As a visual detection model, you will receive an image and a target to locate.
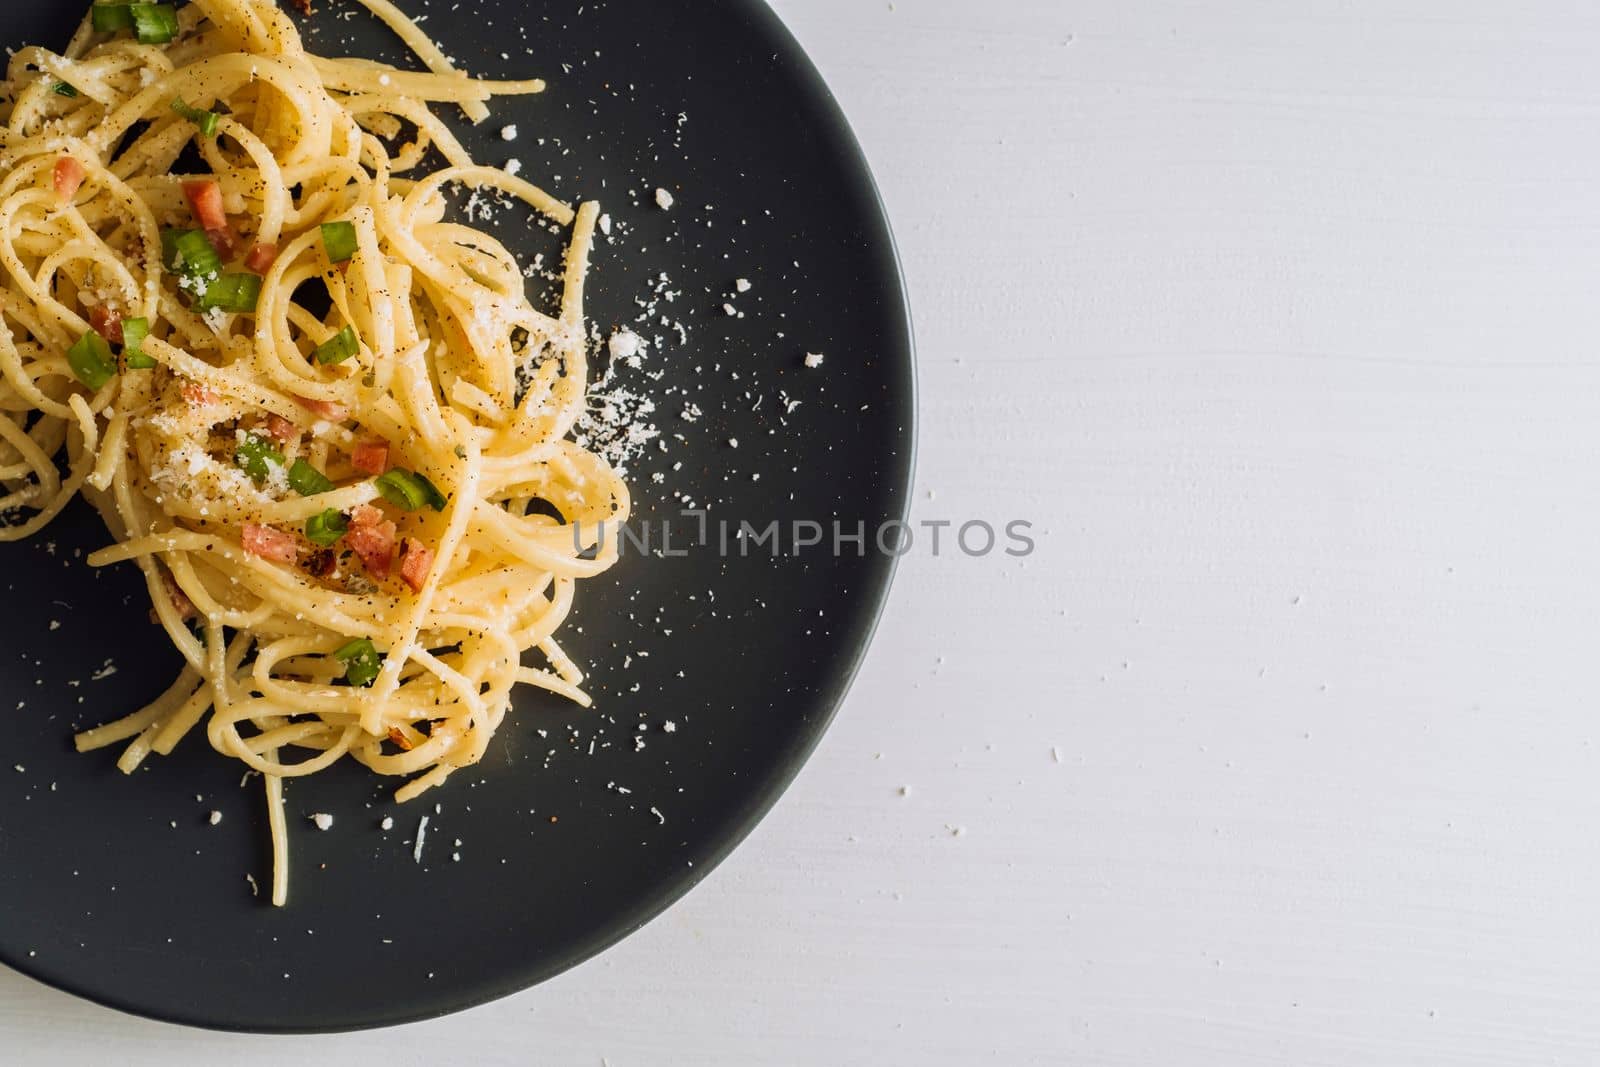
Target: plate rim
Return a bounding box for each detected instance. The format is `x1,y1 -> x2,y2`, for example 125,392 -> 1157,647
0,0 -> 919,1033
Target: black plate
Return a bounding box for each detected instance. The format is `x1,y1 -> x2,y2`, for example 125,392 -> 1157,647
0,0 -> 913,1033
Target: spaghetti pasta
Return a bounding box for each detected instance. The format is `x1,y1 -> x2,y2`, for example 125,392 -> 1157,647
0,0 -> 629,905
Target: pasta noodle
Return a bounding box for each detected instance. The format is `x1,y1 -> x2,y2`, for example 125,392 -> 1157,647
0,0 -> 629,905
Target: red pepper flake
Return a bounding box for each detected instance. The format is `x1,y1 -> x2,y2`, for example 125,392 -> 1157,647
302,548 -> 337,578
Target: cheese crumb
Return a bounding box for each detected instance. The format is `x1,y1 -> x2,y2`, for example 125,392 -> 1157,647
209,810 -> 223,826
381,815 -> 394,830
310,812 -> 334,831
414,815 -> 430,862
598,213 -> 612,235
722,303 -> 737,317
735,278 -> 751,293
654,187 -> 674,210
608,328 -> 643,360
662,720 -> 677,733
804,352 -> 825,368
500,124 -> 518,141
504,158 -> 522,177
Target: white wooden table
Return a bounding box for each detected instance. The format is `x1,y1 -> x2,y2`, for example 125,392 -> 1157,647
10,0 -> 1600,1062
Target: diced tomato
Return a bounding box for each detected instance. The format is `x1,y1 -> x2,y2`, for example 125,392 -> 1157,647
351,440 -> 389,476
264,414 -> 297,443
89,304 -> 123,344
399,538 -> 434,593
242,523 -> 298,564
182,180 -> 228,232
245,242 -> 279,274
53,157 -> 85,202
181,381 -> 221,406
294,395 -> 348,423
347,513 -> 397,577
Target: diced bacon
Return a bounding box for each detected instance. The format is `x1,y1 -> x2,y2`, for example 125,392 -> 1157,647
89,304 -> 123,344
182,180 -> 228,232
180,181 -> 237,260
161,571 -> 196,619
53,157 -> 85,202
351,439 -> 389,476
350,503 -> 384,529
242,523 -> 298,564
346,514 -> 397,577
294,395 -> 348,422
387,727 -> 414,751
181,381 -> 221,406
205,225 -> 238,263
263,413 -> 297,443
399,538 -> 434,594
245,242 -> 279,274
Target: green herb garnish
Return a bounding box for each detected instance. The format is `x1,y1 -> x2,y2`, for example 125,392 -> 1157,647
320,221 -> 357,263
333,638 -> 381,688
305,508 -> 348,547
287,459 -> 334,496
313,325 -> 359,365
234,432 -> 283,485
374,468 -> 446,512
121,317 -> 154,368
68,330 -> 117,389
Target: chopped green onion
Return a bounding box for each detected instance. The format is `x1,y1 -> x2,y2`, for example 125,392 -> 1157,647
305,508 -> 349,548
313,325 -> 359,365
234,432 -> 283,485
121,317 -> 154,368
67,330 -> 117,390
161,228 -> 221,279
374,468 -> 447,512
129,4 -> 179,45
170,97 -> 219,137
288,459 -> 334,497
91,4 -> 135,32
198,272 -> 262,313
333,638 -> 382,688
319,221 -> 358,263
53,82 -> 78,98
